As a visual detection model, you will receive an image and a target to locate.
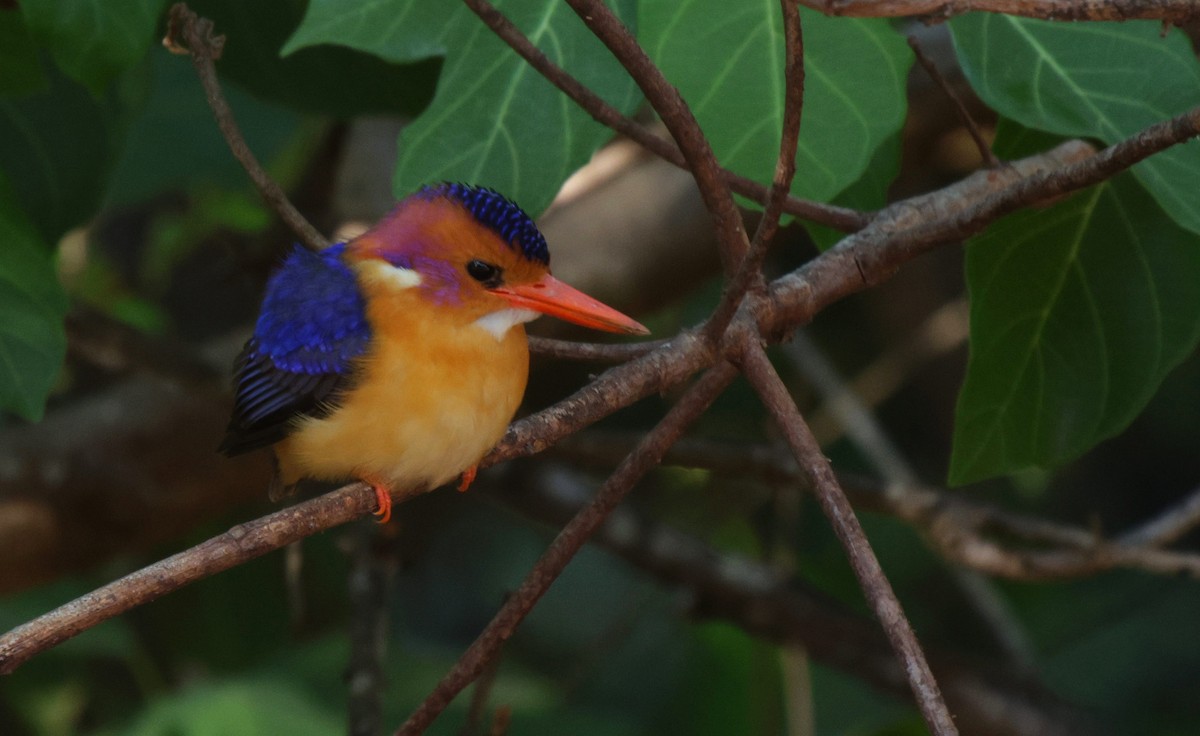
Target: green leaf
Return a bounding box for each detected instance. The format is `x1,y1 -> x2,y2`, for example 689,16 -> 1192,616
399,0 -> 640,214
810,663 -> 913,735
106,50 -> 301,206
20,0 -> 168,96
188,0 -> 439,118
641,4 -> 910,203
660,623 -> 782,736
950,168 -> 1200,484
949,15 -> 1200,235
0,8 -> 47,95
282,0 -> 447,63
806,131 -> 901,250
123,679 -> 342,736
0,68 -> 119,241
287,0 -> 641,215
0,175 -> 68,422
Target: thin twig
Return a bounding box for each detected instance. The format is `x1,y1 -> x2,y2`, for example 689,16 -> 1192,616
906,35 -> 998,168
484,331 -> 714,466
565,0 -> 751,274
526,335 -> 668,362
1120,484 -> 1200,547
461,0 -> 867,231
704,0 -> 806,339
805,298 -> 968,446
784,331 -> 920,485
501,464 -> 1096,736
750,0 -> 807,257
803,0 -> 1200,23
781,331 -> 1036,669
459,636 -> 505,736
347,522 -> 396,736
9,99 -> 1200,678
737,340 -> 958,736
164,3 -> 330,252
395,363 -> 739,735
489,707 -> 512,736
557,434 -> 1200,581
66,306 -> 223,390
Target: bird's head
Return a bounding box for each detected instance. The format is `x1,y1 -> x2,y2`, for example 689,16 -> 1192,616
345,183 -> 648,338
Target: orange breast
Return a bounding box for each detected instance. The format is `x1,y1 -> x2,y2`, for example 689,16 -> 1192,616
274,286 -> 530,492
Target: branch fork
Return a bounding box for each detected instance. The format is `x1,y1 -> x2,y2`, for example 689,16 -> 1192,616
8,4 -> 1200,736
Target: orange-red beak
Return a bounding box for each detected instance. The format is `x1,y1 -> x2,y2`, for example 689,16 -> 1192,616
491,274 -> 649,335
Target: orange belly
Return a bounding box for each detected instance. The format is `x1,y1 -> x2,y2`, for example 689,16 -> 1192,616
274,296 -> 530,492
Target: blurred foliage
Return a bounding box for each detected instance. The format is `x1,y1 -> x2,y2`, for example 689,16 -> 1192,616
0,173 -> 67,421
2,1 -> 1200,735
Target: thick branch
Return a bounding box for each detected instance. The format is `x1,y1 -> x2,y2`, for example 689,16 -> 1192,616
765,101 -> 1200,329
803,0 -> 1200,22
0,484 -> 379,674
8,101 -> 1200,678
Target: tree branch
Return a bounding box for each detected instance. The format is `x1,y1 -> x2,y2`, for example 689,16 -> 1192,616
164,3 -> 330,252
8,104 -> 1200,675
526,335 -> 668,362
556,435 -> 1200,581
766,100 -> 1200,329
906,34 -> 998,168
395,362 -> 739,735
802,0 -> 1200,22
737,339 -> 958,735
8,8 -> 1195,735
0,483 -> 380,674
780,328 -> 1037,668
1119,484 -> 1200,548
565,0 -> 751,273
460,0 -> 867,231
347,522 -> 397,736
500,464 -> 1099,736
704,0 -> 806,339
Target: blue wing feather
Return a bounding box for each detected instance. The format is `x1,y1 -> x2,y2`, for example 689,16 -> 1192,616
219,243 -> 371,455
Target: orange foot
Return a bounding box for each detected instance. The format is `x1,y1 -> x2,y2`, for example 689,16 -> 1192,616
369,480 -> 393,524
457,465 -> 478,493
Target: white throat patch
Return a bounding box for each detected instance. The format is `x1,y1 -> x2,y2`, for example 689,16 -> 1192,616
474,308 -> 540,340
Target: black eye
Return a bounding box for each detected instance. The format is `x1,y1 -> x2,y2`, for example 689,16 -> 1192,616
466,259 -> 502,286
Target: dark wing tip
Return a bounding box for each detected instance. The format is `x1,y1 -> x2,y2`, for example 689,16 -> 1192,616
220,340 -> 350,456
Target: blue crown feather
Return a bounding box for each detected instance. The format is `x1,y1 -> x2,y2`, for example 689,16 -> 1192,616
421,183 -> 550,266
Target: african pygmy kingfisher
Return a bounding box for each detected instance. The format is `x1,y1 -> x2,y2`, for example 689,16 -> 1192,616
219,183 -> 648,522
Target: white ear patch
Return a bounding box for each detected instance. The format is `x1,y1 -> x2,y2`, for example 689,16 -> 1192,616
474,308 -> 540,340
360,260 -> 422,290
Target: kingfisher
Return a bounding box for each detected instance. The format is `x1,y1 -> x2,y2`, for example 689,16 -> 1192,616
219,183 -> 648,522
